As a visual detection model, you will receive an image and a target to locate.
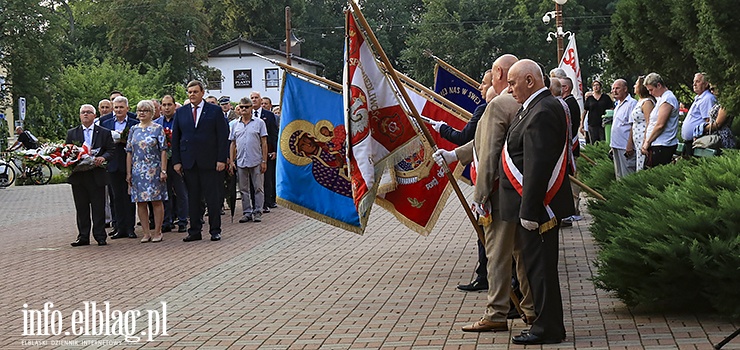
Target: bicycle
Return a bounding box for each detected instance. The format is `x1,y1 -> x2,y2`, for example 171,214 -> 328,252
0,152 -> 53,187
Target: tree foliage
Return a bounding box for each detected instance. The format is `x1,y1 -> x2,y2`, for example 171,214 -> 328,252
401,0 -> 616,86
607,0 -> 740,113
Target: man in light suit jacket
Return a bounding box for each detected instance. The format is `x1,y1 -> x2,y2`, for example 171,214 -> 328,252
172,80 -> 230,242
433,55 -> 535,333
500,60 -> 575,345
66,104 -> 115,246
101,96 -> 139,239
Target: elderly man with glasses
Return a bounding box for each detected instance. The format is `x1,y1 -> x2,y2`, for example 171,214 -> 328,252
228,97 -> 268,223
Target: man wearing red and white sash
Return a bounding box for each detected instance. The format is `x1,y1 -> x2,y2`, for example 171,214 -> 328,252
433,54 -> 536,333
500,60 -> 575,345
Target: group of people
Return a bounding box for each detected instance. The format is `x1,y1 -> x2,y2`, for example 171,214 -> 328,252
595,72 -> 735,179
66,81 -> 279,247
433,57 -> 575,345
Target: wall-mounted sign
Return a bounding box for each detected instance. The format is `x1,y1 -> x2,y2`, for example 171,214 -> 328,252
265,68 -> 279,88
234,69 -> 252,89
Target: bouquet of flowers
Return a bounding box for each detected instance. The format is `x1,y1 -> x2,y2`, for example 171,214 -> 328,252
163,127 -> 173,158
111,127 -> 130,144
32,143 -> 103,172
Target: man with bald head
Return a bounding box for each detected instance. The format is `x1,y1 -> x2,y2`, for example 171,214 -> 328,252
434,54 -> 536,332
610,79 -> 637,178
500,59 -> 575,345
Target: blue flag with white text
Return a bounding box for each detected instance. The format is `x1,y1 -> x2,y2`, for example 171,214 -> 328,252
434,64 -> 484,114
433,64 -> 483,183
277,73 -> 362,233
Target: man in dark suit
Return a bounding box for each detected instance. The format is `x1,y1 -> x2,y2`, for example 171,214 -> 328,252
98,91 -> 138,123
428,69 -> 492,292
66,104 -> 115,246
500,60 -> 575,345
250,92 -> 278,211
172,80 -> 230,242
101,96 -> 139,239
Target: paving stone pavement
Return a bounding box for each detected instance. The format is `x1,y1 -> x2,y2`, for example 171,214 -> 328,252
0,183 -> 737,349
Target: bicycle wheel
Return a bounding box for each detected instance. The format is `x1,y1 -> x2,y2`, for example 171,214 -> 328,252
0,162 -> 16,187
29,163 -> 53,185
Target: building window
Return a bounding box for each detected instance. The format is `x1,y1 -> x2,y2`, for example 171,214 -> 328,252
234,69 -> 252,89
265,68 -> 279,88
206,69 -> 223,90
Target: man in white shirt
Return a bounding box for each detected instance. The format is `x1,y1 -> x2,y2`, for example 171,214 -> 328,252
681,73 -> 716,145
229,97 -> 268,223
610,79 -> 637,178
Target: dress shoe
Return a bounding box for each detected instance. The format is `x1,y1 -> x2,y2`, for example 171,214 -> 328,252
512,333 -> 562,345
268,203 -> 278,208
262,207 -> 271,213
104,222 -> 112,228
183,234 -> 202,242
177,224 -> 187,233
457,279 -> 488,292
210,233 -> 221,241
110,232 -> 128,239
97,241 -> 107,246
70,239 -> 90,247
161,224 -> 172,233
461,319 -> 508,332
108,228 -> 118,237
141,236 -> 152,243
151,235 -> 163,243
127,232 -> 137,238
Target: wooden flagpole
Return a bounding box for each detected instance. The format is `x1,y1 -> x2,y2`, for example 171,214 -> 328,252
253,53 -> 342,92
423,49 -> 481,88
349,1 -> 486,244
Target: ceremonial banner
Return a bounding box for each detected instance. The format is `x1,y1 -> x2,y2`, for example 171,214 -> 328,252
433,63 -> 480,183
344,11 -> 419,231
277,73 -> 362,233
375,85 -> 466,235
558,34 -> 584,113
433,64 -> 484,114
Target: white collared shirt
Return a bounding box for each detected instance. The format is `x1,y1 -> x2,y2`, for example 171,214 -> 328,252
82,124 -> 95,146
610,95 -> 637,149
522,87 -> 548,111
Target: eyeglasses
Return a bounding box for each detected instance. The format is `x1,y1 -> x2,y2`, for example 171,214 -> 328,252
81,111 -> 95,115
137,109 -> 152,113
238,105 -> 252,109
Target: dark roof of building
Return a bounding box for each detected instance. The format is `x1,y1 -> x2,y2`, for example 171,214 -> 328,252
208,37 -> 324,69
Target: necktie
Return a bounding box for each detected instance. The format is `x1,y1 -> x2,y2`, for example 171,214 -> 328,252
84,128 -> 91,146
253,110 -> 258,119
192,105 -> 198,124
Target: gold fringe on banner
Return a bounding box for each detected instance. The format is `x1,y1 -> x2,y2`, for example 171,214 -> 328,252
277,197 -> 363,235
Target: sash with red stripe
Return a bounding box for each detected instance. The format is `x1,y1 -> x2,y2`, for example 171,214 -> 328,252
501,138 -> 568,233
470,147 -> 478,185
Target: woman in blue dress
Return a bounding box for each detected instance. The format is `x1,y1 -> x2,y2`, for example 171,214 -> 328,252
126,100 -> 168,243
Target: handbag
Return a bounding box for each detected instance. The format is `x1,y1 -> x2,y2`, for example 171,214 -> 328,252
693,134 -> 722,150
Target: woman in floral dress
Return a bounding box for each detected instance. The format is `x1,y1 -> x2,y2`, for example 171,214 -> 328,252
126,100 -> 168,243
629,76 -> 655,171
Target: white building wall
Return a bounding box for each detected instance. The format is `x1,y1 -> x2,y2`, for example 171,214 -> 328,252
204,44 -> 320,106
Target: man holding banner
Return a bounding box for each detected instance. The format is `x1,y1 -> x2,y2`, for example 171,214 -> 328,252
433,54 -> 535,332
428,69 -> 492,292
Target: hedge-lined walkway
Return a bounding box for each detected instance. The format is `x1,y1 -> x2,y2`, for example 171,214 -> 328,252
0,184 -> 737,349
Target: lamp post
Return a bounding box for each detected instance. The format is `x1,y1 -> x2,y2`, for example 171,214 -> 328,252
185,30 -> 196,81
542,0 -> 570,63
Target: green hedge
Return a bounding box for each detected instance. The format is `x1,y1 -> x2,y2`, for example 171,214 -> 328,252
579,144 -> 740,319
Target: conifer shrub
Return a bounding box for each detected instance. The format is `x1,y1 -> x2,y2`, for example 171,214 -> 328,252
588,150 -> 740,318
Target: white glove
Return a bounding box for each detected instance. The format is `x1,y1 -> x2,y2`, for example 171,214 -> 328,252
432,149 -> 457,167
429,120 -> 447,132
471,201 -> 491,217
521,218 -> 539,231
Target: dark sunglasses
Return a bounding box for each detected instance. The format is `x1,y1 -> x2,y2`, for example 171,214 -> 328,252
238,105 -> 252,109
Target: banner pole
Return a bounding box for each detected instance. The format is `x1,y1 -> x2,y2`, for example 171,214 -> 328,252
423,49 -> 480,88
349,1 -> 486,245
